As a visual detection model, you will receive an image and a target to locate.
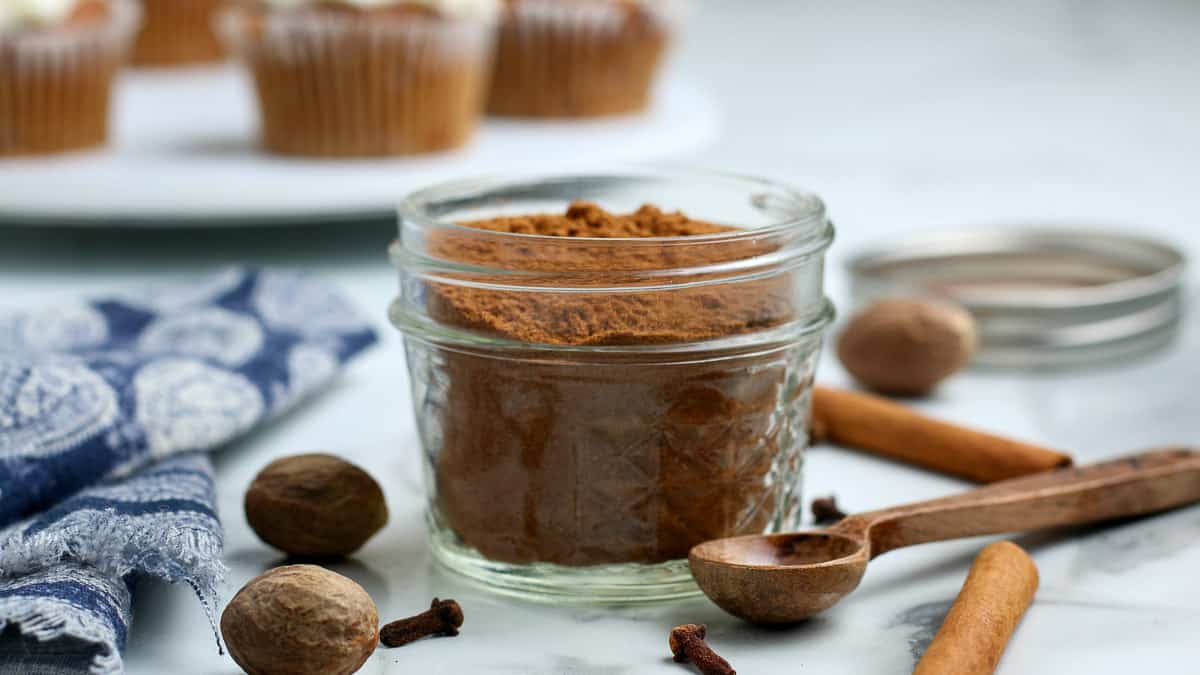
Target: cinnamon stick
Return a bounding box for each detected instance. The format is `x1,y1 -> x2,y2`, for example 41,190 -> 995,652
812,386 -> 1072,483
914,541 -> 1039,675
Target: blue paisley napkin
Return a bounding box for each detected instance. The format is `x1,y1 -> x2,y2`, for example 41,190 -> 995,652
0,269 -> 376,674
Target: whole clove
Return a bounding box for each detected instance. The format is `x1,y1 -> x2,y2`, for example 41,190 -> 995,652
669,624 -> 735,675
380,598 -> 464,648
811,495 -> 848,525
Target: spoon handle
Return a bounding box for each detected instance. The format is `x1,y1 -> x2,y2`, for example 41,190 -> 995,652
840,448 -> 1200,558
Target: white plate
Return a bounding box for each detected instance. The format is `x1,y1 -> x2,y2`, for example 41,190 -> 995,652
0,67 -> 717,226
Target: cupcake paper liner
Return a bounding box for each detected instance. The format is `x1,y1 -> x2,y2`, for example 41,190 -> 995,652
0,0 -> 139,156
220,7 -> 495,158
132,0 -> 226,66
487,0 -> 685,118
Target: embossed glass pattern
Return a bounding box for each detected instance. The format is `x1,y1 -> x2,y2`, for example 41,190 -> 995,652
391,169 -> 834,602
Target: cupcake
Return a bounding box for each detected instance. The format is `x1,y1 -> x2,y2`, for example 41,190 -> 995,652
0,0 -> 139,156
487,0 -> 682,118
220,0 -> 499,157
132,0 -> 226,66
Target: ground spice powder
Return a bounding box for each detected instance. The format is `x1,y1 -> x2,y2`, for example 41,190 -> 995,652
421,202 -> 811,565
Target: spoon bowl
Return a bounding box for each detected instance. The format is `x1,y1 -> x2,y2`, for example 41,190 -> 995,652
689,449 -> 1200,624
689,531 -> 869,624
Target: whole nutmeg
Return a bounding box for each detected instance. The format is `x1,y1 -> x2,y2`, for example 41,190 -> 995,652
836,298 -> 977,396
245,453 -> 388,558
221,565 -> 378,675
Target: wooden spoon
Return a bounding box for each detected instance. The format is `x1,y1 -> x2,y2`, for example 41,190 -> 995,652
690,448 -> 1200,624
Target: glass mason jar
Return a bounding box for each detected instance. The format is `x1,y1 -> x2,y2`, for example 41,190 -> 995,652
390,168 -> 834,603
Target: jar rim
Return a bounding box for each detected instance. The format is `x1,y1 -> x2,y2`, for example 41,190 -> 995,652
390,167 -> 836,353
390,295 -> 836,356
847,225 -> 1187,367
398,165 -> 832,247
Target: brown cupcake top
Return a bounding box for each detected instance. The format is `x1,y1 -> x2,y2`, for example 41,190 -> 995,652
67,0 -> 111,25
0,0 -> 111,30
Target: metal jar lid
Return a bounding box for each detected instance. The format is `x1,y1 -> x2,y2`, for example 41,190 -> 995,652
847,227 -> 1187,368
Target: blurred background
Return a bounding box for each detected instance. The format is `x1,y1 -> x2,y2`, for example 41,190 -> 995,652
3,0 -> 1197,291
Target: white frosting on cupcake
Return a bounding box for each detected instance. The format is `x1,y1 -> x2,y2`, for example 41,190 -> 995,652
260,0 -> 501,20
0,0 -> 85,29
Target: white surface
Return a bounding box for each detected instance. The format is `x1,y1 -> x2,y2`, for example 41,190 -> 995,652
0,67 -> 717,223
2,0 -> 1200,673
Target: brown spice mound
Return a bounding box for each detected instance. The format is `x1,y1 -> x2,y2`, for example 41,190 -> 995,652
423,203 -> 810,565
427,202 -> 792,346
464,202 -> 733,238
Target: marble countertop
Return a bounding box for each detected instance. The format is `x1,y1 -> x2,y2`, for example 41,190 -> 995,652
2,0 -> 1199,672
